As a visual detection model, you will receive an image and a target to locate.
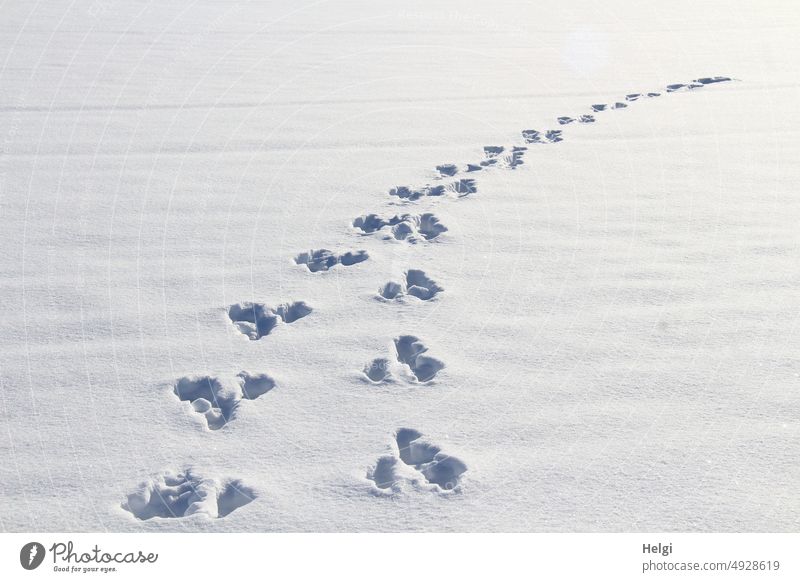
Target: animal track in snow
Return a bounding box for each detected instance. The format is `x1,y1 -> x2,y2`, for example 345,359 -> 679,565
122,469 -> 255,520
556,114 -> 595,125
389,184 -> 443,201
362,335 -> 445,384
366,455 -> 404,490
435,163 -> 459,177
228,301 -> 312,340
449,178 -> 477,195
666,83 -> 690,92
591,102 -> 627,112
389,178 -> 477,201
555,77 -> 729,127
435,162 -> 486,176
522,129 -> 563,144
294,249 -> 368,273
479,145 -> 526,169
394,335 -> 445,382
366,428 -> 467,493
396,429 -> 467,490
410,77 -> 735,186
694,76 -> 732,85
352,212 -> 447,243
378,269 -> 443,301
173,372 -> 275,430
363,357 -> 392,383
662,77 -> 731,93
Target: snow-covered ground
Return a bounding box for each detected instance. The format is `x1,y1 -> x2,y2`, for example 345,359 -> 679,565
1,0 -> 799,532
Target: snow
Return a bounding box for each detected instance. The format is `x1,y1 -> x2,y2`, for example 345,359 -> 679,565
1,0 -> 799,531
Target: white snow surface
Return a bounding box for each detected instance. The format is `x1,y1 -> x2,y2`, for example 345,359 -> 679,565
1,0 -> 799,531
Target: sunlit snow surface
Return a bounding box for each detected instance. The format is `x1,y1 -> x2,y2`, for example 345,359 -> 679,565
1,0 -> 799,531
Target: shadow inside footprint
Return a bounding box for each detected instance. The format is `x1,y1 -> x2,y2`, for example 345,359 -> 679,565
379,269 -> 443,301
175,371 -> 276,430
228,301 -> 311,339
395,428 -> 467,491
238,371 -> 276,400
368,456 -> 401,490
122,470 -> 255,520
216,479 -> 257,517
294,249 -> 368,272
363,358 -> 392,383
419,455 -> 468,490
394,335 -> 445,382
340,250 -> 369,266
174,376 -> 236,430
396,428 -> 429,464
352,213 -> 447,243
294,249 -> 338,273
228,303 -> 280,339
695,76 -> 731,84
388,186 -> 414,200
123,472 -> 201,520
390,178 -> 472,200
352,213 -> 395,234
448,178 -> 477,196
480,145 -> 525,169
436,164 -> 458,177
416,213 -> 447,240
274,301 -> 312,323
522,129 -> 562,144
378,282 -> 403,300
